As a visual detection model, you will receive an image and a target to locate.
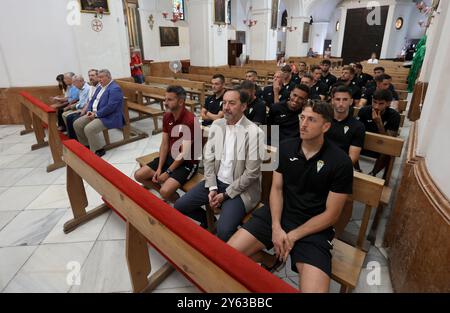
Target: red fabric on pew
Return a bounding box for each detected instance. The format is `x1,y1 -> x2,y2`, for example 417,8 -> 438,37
64,140 -> 297,293
20,91 -> 56,113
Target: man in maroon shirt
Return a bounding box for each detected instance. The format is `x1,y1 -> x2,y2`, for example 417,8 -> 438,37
130,48 -> 144,84
134,86 -> 201,202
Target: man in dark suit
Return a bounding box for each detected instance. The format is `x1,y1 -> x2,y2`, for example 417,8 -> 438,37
73,69 -> 124,157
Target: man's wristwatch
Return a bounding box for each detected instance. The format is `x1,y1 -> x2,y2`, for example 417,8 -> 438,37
165,169 -> 173,175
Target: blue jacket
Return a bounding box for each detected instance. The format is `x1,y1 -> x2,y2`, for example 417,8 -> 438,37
88,81 -> 125,129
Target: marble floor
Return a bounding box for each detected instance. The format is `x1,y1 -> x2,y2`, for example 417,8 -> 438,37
0,114 -> 410,293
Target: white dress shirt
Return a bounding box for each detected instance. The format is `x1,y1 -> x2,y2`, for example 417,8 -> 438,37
92,81 -> 112,113
210,116 -> 245,190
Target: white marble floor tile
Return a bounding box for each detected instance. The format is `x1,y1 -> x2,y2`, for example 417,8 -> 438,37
3,152 -> 51,169
0,187 -> 7,196
0,209 -> 66,247
0,143 -> 32,155
85,185 -> 105,210
42,209 -> 110,244
0,246 -> 38,291
112,163 -> 139,178
26,185 -> 70,210
0,185 -> 48,211
0,211 -> 19,231
153,286 -> 200,293
69,240 -> 132,293
105,149 -> 144,164
354,266 -> 393,293
97,211 -> 126,241
0,168 -> 34,187
15,166 -> 64,186
114,139 -> 148,152
0,155 -> 19,168
3,242 -> 94,293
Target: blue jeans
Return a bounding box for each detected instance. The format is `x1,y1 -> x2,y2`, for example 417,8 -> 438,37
174,180 -> 246,242
66,112 -> 81,140
133,75 -> 145,84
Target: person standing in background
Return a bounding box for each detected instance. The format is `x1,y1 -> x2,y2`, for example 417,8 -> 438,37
130,47 -> 144,84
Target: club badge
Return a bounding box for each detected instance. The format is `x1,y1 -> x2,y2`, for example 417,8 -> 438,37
317,160 -> 325,173
344,126 -> 349,134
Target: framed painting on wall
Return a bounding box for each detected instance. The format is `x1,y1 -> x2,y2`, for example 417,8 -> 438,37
214,0 -> 226,24
159,27 -> 180,47
303,22 -> 310,43
79,0 -> 110,14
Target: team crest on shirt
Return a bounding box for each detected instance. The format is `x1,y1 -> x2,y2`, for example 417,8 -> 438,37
249,108 -> 254,114
317,160 -> 325,173
344,126 -> 349,134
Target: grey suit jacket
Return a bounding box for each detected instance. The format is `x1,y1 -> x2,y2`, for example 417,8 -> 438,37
203,116 -> 264,212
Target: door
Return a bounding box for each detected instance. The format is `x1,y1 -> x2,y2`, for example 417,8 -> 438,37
123,0 -> 144,57
341,6 -> 389,64
228,41 -> 243,66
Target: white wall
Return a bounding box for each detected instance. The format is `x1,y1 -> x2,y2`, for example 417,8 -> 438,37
249,0 -> 277,60
138,0 -> 190,62
0,0 -> 130,87
416,0 -> 450,199
310,22 -> 328,55
0,46 -> 11,88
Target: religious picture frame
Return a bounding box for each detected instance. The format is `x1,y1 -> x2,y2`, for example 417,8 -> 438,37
303,22 -> 310,43
214,0 -> 226,24
159,27 -> 180,47
79,0 -> 110,14
271,0 -> 279,29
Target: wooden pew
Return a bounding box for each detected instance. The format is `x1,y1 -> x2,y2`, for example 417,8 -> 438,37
19,91 -> 65,172
62,139 -> 296,293
136,150 -> 382,293
145,76 -> 206,109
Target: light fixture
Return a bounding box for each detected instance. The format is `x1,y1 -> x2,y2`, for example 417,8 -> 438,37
243,19 -> 257,27
278,17 -> 297,32
395,17 -> 404,29
162,12 -> 180,23
336,21 -> 340,31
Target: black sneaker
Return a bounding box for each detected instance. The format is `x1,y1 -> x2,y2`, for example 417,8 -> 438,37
95,149 -> 106,157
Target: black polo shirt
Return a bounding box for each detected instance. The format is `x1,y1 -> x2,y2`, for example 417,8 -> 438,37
291,73 -> 301,85
276,137 -> 353,225
262,83 -> 294,108
202,93 -> 224,126
310,80 -> 329,99
267,101 -> 301,142
255,85 -> 263,99
364,82 -> 400,101
357,105 -> 400,134
355,72 -> 373,89
334,80 -> 362,101
326,114 -> 366,153
245,97 -> 266,125
320,73 -> 337,91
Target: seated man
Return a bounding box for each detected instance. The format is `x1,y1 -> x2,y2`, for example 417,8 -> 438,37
240,81 -> 266,126
300,74 -> 320,100
360,74 -> 399,108
174,89 -> 264,241
134,86 -> 200,202
353,63 -> 373,89
228,101 -> 353,293
65,69 -> 99,139
50,72 -> 79,131
201,74 -> 226,127
267,84 -> 309,142
333,66 -> 362,107
245,70 -> 263,99
320,59 -> 337,91
73,69 -> 124,157
290,63 -> 301,85
310,65 -> 329,101
358,89 -> 400,177
62,75 -> 90,133
262,71 -> 282,108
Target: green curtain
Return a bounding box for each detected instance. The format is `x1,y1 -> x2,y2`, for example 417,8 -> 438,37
408,35 -> 427,92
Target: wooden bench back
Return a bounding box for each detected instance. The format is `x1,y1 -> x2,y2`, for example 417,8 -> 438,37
145,76 -> 204,91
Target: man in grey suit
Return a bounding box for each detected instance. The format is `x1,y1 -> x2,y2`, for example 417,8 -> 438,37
174,88 -> 265,241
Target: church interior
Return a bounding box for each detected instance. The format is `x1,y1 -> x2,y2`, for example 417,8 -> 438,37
0,0 -> 448,294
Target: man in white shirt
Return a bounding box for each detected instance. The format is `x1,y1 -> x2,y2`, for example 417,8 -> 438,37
174,89 -> 265,241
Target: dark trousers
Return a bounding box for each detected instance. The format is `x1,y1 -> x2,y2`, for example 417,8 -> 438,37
133,74 -> 145,84
66,112 -> 81,140
57,108 -> 66,129
174,180 -> 246,242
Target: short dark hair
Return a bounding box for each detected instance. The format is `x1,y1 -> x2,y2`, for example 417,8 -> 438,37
374,66 -> 385,73
331,85 -> 353,98
310,65 -> 322,72
166,85 -> 187,101
212,74 -> 225,84
321,59 -> 331,66
354,63 -> 363,70
88,69 -> 98,75
293,84 -> 310,96
375,74 -> 391,82
301,73 -> 313,81
302,100 -> 334,123
281,64 -> 292,73
246,70 -> 258,76
299,61 -> 307,66
373,89 -> 393,102
342,65 -> 355,75
240,80 -> 256,91
226,88 -> 251,105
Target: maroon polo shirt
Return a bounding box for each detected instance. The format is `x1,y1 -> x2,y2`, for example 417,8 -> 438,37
162,107 -> 200,165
